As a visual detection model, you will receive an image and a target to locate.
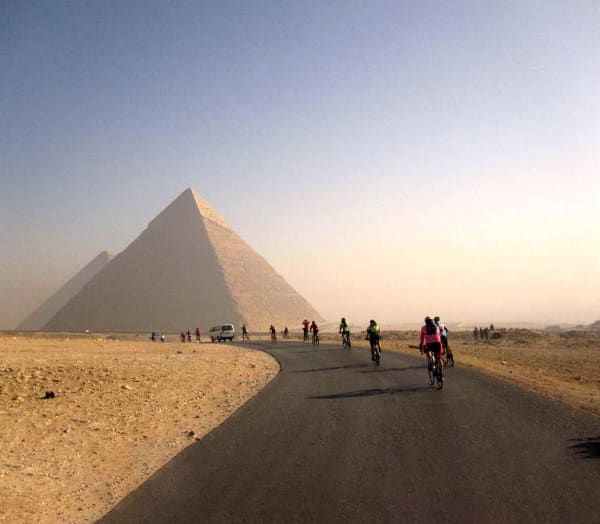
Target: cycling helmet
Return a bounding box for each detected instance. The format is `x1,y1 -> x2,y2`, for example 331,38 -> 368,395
434,316 -> 440,322
341,317 -> 346,322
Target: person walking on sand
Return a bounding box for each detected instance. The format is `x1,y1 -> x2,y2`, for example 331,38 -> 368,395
195,327 -> 201,343
473,326 -> 479,340
242,324 -> 249,340
181,331 -> 186,343
186,330 -> 192,343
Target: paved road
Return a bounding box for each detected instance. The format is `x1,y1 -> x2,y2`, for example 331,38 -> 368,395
101,340 -> 599,523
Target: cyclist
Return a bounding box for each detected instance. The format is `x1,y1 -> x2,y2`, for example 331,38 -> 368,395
339,317 -> 351,347
310,320 -> 319,344
434,316 -> 448,348
420,316 -> 443,375
365,319 -> 381,361
302,319 -> 310,341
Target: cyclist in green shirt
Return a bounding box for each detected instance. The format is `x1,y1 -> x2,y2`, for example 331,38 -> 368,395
339,317 -> 351,348
366,320 -> 381,361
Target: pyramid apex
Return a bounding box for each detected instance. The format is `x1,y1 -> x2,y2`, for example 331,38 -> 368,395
188,188 -> 230,229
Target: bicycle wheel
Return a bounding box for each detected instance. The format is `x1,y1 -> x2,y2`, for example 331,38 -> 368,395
428,358 -> 435,385
316,334 -> 320,346
347,338 -> 351,350
446,345 -> 454,367
436,360 -> 444,389
375,343 -> 381,365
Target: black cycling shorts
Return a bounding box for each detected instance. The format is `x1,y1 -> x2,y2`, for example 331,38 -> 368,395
427,341 -> 442,358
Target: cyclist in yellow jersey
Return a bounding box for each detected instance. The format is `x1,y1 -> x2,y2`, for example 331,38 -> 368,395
339,317 -> 351,347
366,320 -> 381,361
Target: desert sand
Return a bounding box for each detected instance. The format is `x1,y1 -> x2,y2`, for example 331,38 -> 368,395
0,334 -> 278,523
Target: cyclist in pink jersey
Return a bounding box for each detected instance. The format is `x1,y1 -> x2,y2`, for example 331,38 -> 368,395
419,316 -> 444,364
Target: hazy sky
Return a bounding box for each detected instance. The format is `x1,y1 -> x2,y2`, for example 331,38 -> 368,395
2,1 -> 599,329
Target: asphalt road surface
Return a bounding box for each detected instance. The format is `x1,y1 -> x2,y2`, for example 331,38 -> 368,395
101,339 -> 599,523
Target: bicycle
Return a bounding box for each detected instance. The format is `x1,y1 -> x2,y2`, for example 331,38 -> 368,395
312,331 -> 320,346
368,336 -> 381,365
303,329 -> 309,342
271,332 -> 277,344
341,332 -> 351,350
425,350 -> 443,389
442,339 -> 454,367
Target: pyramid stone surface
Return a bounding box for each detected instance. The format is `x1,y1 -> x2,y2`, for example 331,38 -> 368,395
17,251 -> 114,330
44,189 -> 323,332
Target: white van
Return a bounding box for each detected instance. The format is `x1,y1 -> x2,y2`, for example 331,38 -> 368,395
208,324 -> 235,342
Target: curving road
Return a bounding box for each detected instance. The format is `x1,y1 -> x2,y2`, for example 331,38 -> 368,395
100,340 -> 599,523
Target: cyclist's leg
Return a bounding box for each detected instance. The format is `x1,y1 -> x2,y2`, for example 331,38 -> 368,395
434,346 -> 443,376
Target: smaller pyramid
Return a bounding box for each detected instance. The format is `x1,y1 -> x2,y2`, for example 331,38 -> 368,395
17,251 -> 114,330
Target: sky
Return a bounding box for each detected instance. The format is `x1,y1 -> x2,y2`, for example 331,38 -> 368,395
2,1 -> 599,329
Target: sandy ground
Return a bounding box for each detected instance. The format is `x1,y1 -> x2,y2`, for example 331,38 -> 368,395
0,335 -> 278,523
320,328 -> 600,416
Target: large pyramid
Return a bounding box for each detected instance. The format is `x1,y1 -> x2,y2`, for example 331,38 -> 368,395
43,189 -> 323,332
17,251 -> 114,330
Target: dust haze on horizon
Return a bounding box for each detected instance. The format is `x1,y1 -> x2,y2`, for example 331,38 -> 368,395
2,2 -> 599,330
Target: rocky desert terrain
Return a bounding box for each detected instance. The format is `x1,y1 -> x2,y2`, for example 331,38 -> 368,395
0,334 -> 278,523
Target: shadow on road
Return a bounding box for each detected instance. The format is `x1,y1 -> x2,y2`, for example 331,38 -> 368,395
308,385 -> 432,399
294,363 -> 371,373
569,436 -> 600,459
288,347 -> 340,354
358,365 -> 423,374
